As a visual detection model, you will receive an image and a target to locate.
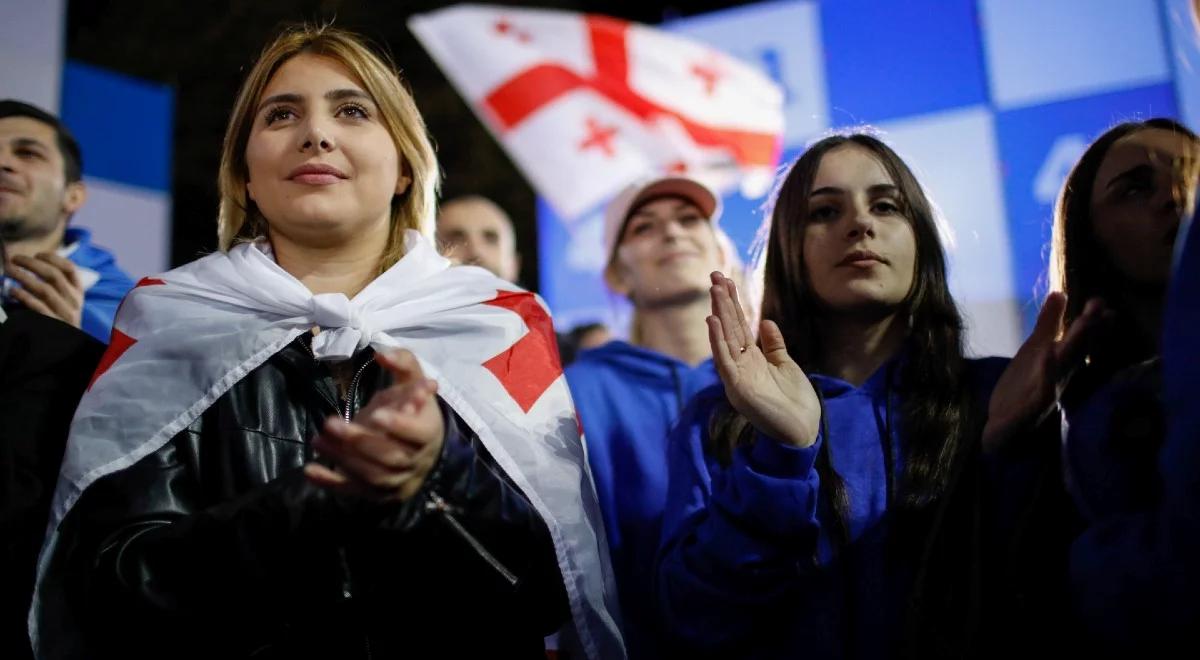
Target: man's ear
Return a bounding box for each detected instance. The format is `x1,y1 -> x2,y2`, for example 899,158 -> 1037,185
62,180 -> 87,216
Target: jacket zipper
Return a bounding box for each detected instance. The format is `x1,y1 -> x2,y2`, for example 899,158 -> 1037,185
425,491 -> 519,587
300,336 -> 376,659
342,360 -> 372,422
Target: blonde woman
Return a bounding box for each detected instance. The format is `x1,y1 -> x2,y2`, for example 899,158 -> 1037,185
31,26 -> 620,660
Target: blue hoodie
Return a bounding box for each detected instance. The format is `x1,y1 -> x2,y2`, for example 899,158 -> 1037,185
61,227 -> 134,343
656,357 -> 1008,659
1067,213 -> 1200,651
564,341 -> 718,659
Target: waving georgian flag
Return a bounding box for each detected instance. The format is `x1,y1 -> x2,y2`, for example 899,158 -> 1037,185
410,4 -> 785,221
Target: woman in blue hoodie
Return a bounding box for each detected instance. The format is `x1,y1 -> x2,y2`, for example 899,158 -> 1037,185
655,133 -> 1096,658
1042,118 -> 1200,652
565,175 -> 735,658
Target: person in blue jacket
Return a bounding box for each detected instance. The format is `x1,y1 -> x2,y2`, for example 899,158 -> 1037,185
655,132 -> 1096,658
565,175 -> 736,658
0,100 -> 134,343
1043,117 -> 1200,652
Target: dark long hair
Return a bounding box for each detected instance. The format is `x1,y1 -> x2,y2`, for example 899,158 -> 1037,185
1050,118 -> 1198,376
709,133 -> 972,545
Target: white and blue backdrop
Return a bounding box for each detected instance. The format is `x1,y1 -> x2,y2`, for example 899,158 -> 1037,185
539,0 -> 1200,357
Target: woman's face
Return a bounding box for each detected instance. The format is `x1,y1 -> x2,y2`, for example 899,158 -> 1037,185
1089,128 -> 1193,286
245,53 -> 407,249
801,145 -> 917,317
609,196 -> 724,306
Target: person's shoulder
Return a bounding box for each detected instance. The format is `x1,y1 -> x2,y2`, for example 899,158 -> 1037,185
0,308 -> 104,382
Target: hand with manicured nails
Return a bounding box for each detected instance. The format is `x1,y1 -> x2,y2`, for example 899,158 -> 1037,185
304,349 -> 445,501
6,252 -> 85,328
982,291 -> 1109,454
707,271 -> 821,448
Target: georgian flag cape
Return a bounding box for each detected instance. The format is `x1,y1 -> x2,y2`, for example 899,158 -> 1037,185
30,231 -> 625,660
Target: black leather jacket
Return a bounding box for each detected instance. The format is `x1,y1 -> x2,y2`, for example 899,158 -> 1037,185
40,336 -> 569,659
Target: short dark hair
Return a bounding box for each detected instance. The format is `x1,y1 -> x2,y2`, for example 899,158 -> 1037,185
0,99 -> 83,183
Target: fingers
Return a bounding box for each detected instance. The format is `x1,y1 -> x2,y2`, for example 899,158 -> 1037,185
709,271 -> 749,354
723,274 -> 754,343
759,320 -> 791,366
10,287 -> 55,317
707,315 -> 737,384
361,377 -> 439,428
303,462 -> 348,487
376,349 -> 425,385
1054,297 -> 1108,367
7,253 -> 84,323
318,418 -> 420,469
1030,291 -> 1067,345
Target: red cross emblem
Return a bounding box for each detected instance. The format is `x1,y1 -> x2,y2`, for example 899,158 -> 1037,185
690,61 -> 723,96
578,117 -> 619,156
482,15 -> 778,169
481,290 -> 564,413
88,277 -> 165,389
493,18 -> 532,43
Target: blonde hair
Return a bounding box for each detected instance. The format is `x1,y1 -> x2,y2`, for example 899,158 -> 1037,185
217,24 -> 439,271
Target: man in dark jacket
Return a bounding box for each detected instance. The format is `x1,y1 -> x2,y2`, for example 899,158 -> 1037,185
0,290 -> 103,660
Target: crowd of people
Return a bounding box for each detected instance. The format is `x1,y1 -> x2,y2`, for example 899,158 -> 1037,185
1,21 -> 1197,660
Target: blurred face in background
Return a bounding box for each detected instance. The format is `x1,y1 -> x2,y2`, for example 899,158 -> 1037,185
437,197 -> 520,282
1089,128 -> 1196,286
607,195 -> 724,308
0,116 -> 84,244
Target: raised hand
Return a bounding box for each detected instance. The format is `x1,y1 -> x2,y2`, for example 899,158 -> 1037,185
7,252 -> 85,328
983,292 -> 1108,453
707,271 -> 821,448
305,349 -> 445,501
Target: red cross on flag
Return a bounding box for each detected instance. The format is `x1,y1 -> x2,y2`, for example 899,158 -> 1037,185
409,4 -> 785,221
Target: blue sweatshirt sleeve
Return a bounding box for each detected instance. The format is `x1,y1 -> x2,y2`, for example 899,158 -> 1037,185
655,391 -> 822,649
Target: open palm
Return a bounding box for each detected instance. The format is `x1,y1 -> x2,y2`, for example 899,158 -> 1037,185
708,272 -> 821,448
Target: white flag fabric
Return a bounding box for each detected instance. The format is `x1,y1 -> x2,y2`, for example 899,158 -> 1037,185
30,231 -> 625,660
410,4 -> 785,221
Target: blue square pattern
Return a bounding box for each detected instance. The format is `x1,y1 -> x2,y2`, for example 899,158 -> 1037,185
61,61 -> 174,193
665,0 -> 829,145
820,0 -> 989,125
993,83 -> 1179,331
538,0 -> 1190,342
876,105 -> 1022,357
979,0 -> 1171,111
1162,0 -> 1200,130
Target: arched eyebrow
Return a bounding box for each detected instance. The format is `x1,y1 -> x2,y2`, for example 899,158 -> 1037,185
1104,164 -> 1155,192
257,88 -> 374,114
809,184 -> 898,197
11,137 -> 52,152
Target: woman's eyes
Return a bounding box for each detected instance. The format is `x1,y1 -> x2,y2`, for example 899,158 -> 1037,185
1119,181 -> 1153,199
808,205 -> 839,221
263,107 -> 295,125
263,103 -> 371,125
627,221 -> 654,236
871,200 -> 901,214
336,103 -> 370,120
